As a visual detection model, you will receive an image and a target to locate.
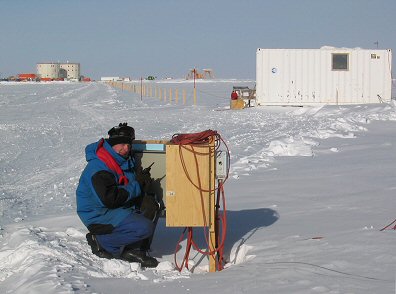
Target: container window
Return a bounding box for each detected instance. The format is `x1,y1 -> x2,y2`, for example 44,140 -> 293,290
332,53 -> 349,71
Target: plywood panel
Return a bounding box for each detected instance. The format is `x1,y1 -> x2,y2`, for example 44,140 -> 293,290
166,143 -> 215,227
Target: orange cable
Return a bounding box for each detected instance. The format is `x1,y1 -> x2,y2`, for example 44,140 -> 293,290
171,130 -> 229,272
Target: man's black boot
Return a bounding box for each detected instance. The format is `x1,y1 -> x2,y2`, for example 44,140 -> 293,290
86,233 -> 113,259
121,249 -> 159,268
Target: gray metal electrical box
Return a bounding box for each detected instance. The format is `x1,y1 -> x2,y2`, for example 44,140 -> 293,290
215,150 -> 228,179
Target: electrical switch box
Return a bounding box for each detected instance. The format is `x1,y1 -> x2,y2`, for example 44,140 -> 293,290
215,150 -> 228,179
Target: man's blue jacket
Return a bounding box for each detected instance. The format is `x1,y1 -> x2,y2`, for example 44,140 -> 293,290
76,139 -> 141,234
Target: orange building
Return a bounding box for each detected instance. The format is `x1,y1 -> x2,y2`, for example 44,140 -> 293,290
18,73 -> 37,81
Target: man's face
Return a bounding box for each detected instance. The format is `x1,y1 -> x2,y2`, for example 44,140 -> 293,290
112,143 -> 131,158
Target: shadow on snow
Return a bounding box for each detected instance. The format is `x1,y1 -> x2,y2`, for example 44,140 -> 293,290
152,208 -> 279,264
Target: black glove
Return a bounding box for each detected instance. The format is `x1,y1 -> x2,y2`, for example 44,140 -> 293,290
140,193 -> 161,221
135,166 -> 152,193
123,195 -> 143,208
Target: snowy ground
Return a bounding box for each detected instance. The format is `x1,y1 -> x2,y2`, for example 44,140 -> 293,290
1,80 -> 396,293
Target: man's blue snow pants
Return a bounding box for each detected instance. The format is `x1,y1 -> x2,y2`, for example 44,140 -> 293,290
95,212 -> 154,257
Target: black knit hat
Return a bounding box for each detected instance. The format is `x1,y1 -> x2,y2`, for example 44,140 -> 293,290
107,123 -> 135,146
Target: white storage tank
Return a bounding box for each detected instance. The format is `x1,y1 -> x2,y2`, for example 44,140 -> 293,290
60,62 -> 80,80
37,63 -> 60,79
256,47 -> 393,105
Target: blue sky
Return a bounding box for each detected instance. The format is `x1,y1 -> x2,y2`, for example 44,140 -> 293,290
1,0 -> 395,79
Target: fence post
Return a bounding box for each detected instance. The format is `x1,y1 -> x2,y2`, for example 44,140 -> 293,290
140,77 -> 143,101
193,68 -> 197,105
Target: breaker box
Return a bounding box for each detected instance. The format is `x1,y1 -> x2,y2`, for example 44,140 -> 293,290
215,150 -> 229,180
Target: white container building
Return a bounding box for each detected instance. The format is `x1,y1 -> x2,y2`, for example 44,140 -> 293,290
100,77 -> 123,81
256,47 -> 393,106
37,63 -> 61,79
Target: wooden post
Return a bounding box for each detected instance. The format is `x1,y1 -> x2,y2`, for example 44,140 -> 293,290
140,77 -> 143,101
183,89 -> 186,104
175,88 -> 179,104
164,88 -> 167,102
208,136 -> 216,272
169,88 -> 172,103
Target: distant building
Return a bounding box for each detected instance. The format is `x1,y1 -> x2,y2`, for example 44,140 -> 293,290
37,63 -> 60,80
37,62 -> 81,81
256,47 -> 393,105
185,69 -> 214,80
18,73 -> 38,81
60,62 -> 80,80
100,77 -> 123,81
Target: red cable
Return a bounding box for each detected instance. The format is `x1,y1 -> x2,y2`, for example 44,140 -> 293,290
189,181 -> 227,271
171,130 -> 218,145
171,130 -> 229,272
190,182 -> 227,255
174,227 -> 194,271
174,228 -> 187,271
380,219 -> 396,231
174,131 -> 231,192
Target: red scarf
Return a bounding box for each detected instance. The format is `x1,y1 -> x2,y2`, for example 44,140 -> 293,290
96,139 -> 129,185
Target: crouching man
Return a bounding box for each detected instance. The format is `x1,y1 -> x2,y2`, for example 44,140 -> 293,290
76,123 -> 158,268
